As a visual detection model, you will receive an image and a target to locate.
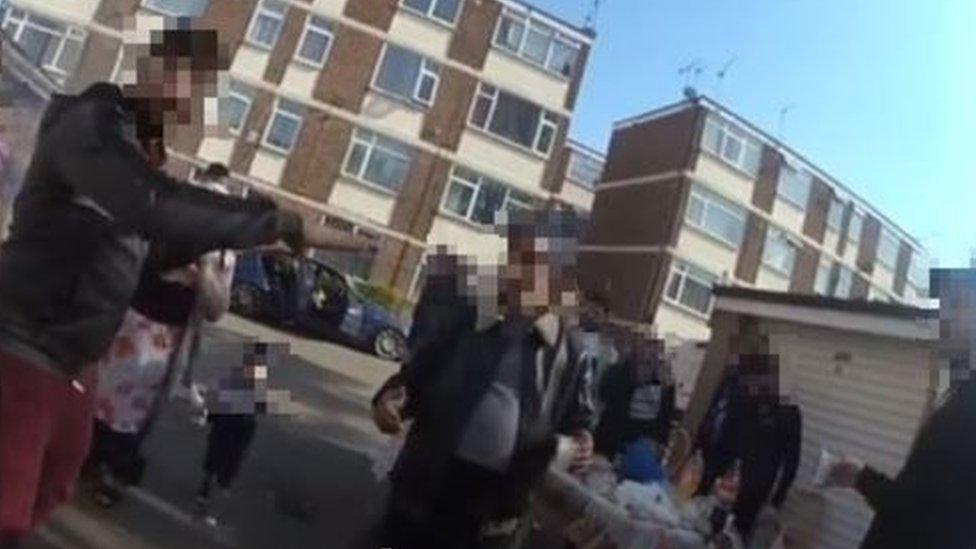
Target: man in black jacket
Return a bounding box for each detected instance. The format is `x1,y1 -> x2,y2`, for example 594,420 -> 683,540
825,268 -> 976,549
0,28 -> 364,544
370,208 -> 596,549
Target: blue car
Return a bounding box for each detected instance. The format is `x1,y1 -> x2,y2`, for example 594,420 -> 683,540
230,251 -> 407,361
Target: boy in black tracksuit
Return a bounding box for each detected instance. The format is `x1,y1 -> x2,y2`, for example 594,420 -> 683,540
195,342 -> 273,525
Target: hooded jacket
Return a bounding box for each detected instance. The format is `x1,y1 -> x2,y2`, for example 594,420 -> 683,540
0,83 -> 300,377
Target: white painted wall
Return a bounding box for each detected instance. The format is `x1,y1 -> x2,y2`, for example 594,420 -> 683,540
654,301 -> 711,343
328,178 -> 395,226
231,44 -> 271,84
674,227 -> 738,282
456,130 -> 546,196
15,0 -> 100,26
197,136 -> 235,165
822,228 -> 840,260
311,0 -> 346,18
249,149 -> 287,185
873,262 -> 896,293
772,198 -> 806,236
280,63 -> 319,99
427,215 -> 507,263
842,238 -> 860,265
360,92 -> 425,142
387,10 -> 452,60
482,49 -> 569,113
559,180 -> 595,212
692,153 -> 756,206
756,265 -> 791,292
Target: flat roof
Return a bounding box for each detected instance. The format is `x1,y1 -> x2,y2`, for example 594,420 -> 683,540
714,286 -> 938,320
612,94 -> 925,251
566,139 -> 606,161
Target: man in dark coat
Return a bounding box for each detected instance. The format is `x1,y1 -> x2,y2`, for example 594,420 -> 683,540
370,208 -> 597,549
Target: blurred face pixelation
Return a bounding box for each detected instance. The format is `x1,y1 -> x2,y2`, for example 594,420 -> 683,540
503,230 -> 577,317
932,269 -> 976,380
127,27 -> 222,130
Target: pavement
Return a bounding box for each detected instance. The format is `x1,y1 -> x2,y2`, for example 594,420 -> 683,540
21,315 -> 399,549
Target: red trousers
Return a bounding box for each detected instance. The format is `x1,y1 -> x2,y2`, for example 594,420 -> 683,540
0,353 -> 95,539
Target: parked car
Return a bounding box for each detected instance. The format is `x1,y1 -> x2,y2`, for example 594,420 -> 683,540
230,251 -> 407,361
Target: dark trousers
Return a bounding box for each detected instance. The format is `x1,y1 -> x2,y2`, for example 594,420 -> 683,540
733,466 -> 778,541
203,414 -> 256,490
85,420 -> 147,486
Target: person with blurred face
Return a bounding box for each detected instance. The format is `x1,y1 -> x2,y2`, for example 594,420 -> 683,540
0,27 -> 365,545
369,208 -> 597,549
823,268 -> 976,549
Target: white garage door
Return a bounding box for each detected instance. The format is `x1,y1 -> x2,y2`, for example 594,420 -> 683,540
768,324 -> 934,549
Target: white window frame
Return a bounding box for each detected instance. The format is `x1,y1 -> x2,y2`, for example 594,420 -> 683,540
762,227 -> 799,278
467,83 -> 555,158
701,114 -> 761,177
847,210 -> 863,246
293,15 -> 334,68
341,129 -> 414,193
826,197 -> 845,232
685,186 -> 746,248
261,99 -> 304,154
908,251 -> 928,291
876,228 -> 899,270
224,84 -> 253,136
372,44 -> 441,108
664,261 -> 717,316
776,162 -> 812,210
566,149 -> 604,189
492,8 -> 580,79
440,166 -> 532,225
246,0 -> 287,50
400,0 -> 462,27
2,9 -> 86,80
834,265 -> 854,298
813,262 -> 831,295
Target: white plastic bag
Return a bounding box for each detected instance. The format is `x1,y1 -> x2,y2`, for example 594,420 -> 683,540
371,420 -> 411,481
614,480 -> 681,526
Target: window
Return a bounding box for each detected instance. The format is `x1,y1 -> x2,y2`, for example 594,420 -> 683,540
665,261 -> 717,315
826,197 -> 845,232
777,163 -> 811,209
295,16 -> 334,67
469,83 -> 559,155
685,185 -> 747,247
247,0 -> 287,49
374,44 -> 440,106
762,227 -> 798,277
567,150 -> 603,189
442,166 -> 533,225
876,228 -> 899,269
908,251 -> 929,291
343,129 -> 414,192
262,99 -> 304,153
832,265 -> 853,298
814,263 -> 831,295
493,9 -> 580,78
700,114 -> 762,177
847,211 -> 863,246
221,81 -> 253,135
2,9 -> 85,82
143,0 -> 211,16
402,0 -> 461,25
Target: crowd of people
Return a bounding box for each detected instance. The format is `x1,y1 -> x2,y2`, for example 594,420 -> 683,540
0,18 -> 973,549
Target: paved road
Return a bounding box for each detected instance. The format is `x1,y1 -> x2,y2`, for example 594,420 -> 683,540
22,315 -> 399,549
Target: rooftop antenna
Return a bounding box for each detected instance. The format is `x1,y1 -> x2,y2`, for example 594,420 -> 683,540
678,59 -> 705,97
714,56 -> 736,99
777,103 -> 796,138
583,0 -> 601,31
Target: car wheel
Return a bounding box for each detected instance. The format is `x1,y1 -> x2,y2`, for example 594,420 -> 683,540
373,328 -> 405,361
231,284 -> 260,317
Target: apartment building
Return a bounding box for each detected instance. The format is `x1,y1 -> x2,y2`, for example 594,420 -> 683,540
0,0 -> 595,296
580,95 -> 929,343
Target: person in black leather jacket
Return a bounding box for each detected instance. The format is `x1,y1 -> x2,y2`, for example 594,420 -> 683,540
368,208 -> 597,549
0,28 -> 364,544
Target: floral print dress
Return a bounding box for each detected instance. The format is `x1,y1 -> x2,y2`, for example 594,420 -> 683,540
94,308 -> 184,434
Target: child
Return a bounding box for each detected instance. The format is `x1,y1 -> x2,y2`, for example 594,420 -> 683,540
194,342 -> 273,526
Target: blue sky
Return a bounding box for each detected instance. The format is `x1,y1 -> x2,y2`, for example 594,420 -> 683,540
531,0 -> 975,267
